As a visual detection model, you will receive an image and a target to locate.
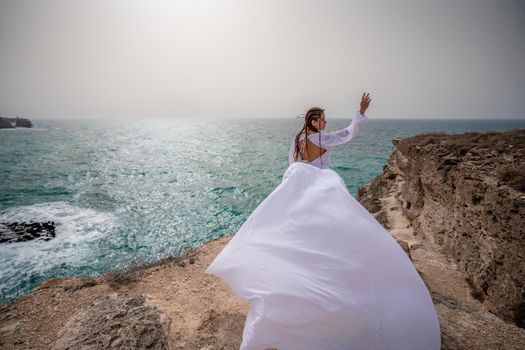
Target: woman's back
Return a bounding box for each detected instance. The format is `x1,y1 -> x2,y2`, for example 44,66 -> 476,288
296,132 -> 329,168
288,111 -> 369,169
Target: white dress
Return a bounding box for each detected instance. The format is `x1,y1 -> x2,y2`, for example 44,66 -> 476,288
205,112 -> 441,350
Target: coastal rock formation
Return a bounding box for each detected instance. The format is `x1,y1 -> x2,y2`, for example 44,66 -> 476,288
14,117 -> 32,128
52,293 -> 170,350
0,117 -> 33,128
357,129 -> 525,347
0,117 -> 13,129
0,221 -> 56,243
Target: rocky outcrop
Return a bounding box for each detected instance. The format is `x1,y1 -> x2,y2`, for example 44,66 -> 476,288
358,129 -> 525,346
0,117 -> 13,129
14,117 -> 32,128
0,117 -> 33,128
52,293 -> 170,350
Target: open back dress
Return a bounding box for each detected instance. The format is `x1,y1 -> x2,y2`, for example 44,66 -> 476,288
205,112 -> 441,349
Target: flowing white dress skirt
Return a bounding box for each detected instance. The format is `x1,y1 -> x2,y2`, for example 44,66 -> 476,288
205,162 -> 441,350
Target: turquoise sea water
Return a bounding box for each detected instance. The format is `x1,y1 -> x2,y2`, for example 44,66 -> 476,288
1,118 -> 524,300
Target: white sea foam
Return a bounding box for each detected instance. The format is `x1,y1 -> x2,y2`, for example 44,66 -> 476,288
0,202 -> 119,297
0,202 -> 117,246
0,127 -> 48,131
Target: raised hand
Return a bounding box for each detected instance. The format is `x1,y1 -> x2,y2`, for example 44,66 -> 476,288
359,92 -> 371,115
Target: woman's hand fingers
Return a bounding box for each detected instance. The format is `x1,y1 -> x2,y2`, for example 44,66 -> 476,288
359,92 -> 371,114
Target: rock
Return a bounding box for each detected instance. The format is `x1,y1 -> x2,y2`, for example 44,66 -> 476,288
0,320 -> 21,333
432,291 -> 525,350
0,116 -> 33,128
14,117 -> 33,127
191,309 -> 245,349
0,221 -> 56,243
357,129 -> 525,330
52,293 -> 171,350
374,210 -> 390,229
0,117 -> 14,128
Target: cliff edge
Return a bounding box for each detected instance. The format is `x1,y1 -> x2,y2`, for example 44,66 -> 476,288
358,128 -> 525,348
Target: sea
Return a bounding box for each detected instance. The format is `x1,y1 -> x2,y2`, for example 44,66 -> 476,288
1,117 -> 524,301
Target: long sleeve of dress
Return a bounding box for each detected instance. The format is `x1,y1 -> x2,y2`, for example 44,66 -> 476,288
307,111 -> 368,150
288,138 -> 298,165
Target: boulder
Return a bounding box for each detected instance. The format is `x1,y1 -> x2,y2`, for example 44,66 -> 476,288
52,293 -> 171,350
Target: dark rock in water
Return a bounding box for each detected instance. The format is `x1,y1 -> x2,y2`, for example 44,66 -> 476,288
0,117 -> 14,128
15,117 -> 33,128
0,116 -> 33,128
0,221 -> 56,243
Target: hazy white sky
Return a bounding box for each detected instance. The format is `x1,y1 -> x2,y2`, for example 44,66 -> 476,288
0,0 -> 524,119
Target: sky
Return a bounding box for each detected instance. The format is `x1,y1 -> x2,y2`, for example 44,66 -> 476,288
0,0 -> 524,119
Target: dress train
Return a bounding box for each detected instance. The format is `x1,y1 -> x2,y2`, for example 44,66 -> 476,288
206,162 -> 441,350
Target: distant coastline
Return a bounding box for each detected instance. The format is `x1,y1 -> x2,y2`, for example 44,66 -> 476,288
0,117 -> 33,128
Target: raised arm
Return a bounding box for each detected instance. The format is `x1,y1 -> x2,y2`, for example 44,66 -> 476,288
307,93 -> 371,150
307,111 -> 368,150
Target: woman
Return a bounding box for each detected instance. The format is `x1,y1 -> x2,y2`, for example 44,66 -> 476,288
206,93 -> 441,350
289,93 -> 370,169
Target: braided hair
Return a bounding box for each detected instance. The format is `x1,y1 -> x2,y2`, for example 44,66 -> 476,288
293,106 -> 325,164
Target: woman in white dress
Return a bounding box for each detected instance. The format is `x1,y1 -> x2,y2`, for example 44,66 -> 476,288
206,93 -> 441,350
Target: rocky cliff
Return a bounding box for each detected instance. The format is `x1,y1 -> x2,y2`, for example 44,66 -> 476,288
358,128 -> 525,348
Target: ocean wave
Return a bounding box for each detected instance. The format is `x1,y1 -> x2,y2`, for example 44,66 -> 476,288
0,202 -> 119,300
0,201 -> 117,245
